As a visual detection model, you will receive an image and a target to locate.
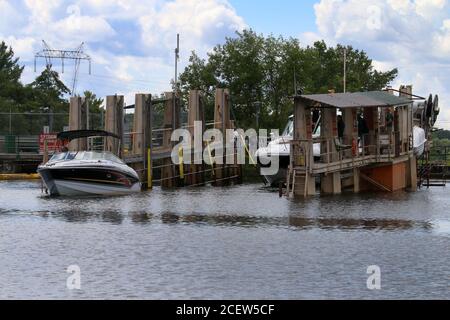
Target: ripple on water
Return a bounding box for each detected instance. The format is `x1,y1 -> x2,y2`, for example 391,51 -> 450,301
0,180 -> 449,299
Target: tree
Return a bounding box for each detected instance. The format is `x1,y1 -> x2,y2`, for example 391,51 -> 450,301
0,41 -> 27,111
84,90 -> 105,130
179,30 -> 399,130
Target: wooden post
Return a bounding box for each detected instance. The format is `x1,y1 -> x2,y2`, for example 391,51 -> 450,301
214,88 -> 231,186
105,95 -> 124,156
321,108 -> 341,194
69,96 -> 87,151
343,108 -> 357,150
133,94 -> 152,188
187,90 -> 205,186
288,97 -> 315,198
161,92 -> 180,188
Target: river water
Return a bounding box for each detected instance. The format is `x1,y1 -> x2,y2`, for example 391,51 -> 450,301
0,180 -> 449,299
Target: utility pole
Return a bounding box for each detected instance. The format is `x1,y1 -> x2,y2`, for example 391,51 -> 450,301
343,47 -> 347,93
174,34 -> 180,92
173,34 -> 180,131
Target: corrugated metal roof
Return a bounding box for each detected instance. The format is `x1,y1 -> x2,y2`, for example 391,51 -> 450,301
299,91 -> 411,108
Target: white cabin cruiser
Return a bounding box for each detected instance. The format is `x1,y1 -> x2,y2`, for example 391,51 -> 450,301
255,116 -> 321,186
256,116 -> 428,186
38,130 -> 141,196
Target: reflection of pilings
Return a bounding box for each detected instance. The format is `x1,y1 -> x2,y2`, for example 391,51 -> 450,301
22,208 -> 434,230
288,216 -> 428,231
157,212 -> 431,231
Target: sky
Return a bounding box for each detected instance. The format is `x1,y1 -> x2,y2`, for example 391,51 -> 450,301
1,0 -> 449,128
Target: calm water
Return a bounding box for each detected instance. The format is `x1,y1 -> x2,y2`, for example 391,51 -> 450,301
0,180 -> 449,299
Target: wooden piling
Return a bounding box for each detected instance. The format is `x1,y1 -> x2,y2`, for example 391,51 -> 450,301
320,108 -> 341,195
161,92 -> 180,188
214,88 -> 231,186
105,95 -> 124,156
287,97 -> 315,198
69,96 -> 87,151
132,94 -> 152,188
186,90 -> 205,186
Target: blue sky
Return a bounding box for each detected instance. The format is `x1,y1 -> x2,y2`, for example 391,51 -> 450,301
228,0 -> 318,38
0,0 -> 449,128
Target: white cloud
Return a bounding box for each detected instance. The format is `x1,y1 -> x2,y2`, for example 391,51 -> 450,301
2,36 -> 36,61
312,0 -> 450,128
2,0 -> 246,102
138,0 -> 246,61
51,13 -> 116,43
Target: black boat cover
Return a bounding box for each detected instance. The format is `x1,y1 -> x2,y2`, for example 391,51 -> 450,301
57,130 -> 121,142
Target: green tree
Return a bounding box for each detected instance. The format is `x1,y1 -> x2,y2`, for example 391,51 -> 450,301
180,30 -> 399,130
24,68 -> 70,133
84,90 -> 105,130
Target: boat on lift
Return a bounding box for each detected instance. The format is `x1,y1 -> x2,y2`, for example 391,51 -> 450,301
255,115 -> 321,186
38,130 -> 141,196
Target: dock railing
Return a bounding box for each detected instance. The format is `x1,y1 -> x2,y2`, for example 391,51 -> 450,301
291,131 -> 410,175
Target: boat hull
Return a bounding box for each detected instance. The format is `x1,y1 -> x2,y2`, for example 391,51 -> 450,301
38,166 -> 141,196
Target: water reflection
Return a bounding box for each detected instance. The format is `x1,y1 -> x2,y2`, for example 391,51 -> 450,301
0,207 -> 435,231
130,212 -> 153,224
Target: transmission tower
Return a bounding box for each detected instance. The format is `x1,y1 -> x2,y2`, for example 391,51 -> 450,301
34,40 -> 91,96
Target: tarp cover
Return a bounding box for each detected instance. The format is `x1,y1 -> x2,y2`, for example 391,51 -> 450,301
57,130 -> 121,142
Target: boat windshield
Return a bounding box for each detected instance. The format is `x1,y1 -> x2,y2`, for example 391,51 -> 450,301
282,116 -> 321,137
49,151 -> 125,164
282,118 -> 294,137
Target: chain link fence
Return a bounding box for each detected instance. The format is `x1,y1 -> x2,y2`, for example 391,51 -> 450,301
0,112 -> 105,154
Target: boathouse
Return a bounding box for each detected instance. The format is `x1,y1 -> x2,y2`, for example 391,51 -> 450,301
287,90 -> 417,198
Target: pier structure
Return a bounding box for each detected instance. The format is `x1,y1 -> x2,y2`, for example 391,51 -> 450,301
66,89 -> 242,189
286,90 -> 417,198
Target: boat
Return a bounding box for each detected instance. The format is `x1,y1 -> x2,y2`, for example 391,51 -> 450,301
413,126 -> 427,157
38,130 -> 141,196
257,118 -> 428,186
255,116 -> 321,186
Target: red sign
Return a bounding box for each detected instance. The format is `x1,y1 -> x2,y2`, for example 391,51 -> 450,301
39,133 -> 59,154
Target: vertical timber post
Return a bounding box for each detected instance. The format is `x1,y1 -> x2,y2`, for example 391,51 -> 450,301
400,85 -> 417,191
161,92 -> 180,188
105,95 -> 124,156
187,90 -> 205,186
69,96 -> 88,151
321,108 -> 341,194
133,94 -> 152,189
343,108 -> 359,192
289,97 -> 315,198
214,88 -> 231,186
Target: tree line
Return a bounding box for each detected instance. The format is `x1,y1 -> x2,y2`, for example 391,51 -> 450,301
2,30 -> 400,135
180,29 -> 398,130
0,41 -> 103,135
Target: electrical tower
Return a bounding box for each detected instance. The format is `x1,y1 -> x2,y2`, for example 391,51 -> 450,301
34,40 -> 91,96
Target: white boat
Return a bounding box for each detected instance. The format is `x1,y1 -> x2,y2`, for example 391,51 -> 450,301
255,116 -> 321,186
256,118 -> 428,186
38,130 -> 141,196
413,126 -> 427,157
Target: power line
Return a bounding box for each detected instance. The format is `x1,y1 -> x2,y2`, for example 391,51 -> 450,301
34,40 -> 92,96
